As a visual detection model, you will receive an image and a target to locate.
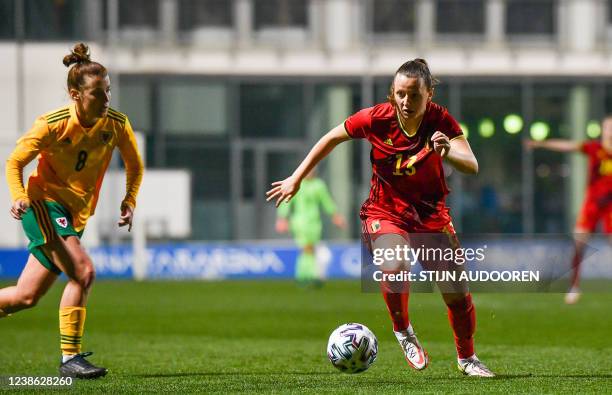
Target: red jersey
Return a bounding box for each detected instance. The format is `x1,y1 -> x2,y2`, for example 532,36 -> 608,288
344,101 -> 464,232
581,141 -> 612,205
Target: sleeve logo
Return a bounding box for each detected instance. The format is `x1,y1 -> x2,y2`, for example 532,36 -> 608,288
56,217 -> 68,229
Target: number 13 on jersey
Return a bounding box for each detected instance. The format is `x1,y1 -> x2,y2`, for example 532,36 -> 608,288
393,153 -> 417,176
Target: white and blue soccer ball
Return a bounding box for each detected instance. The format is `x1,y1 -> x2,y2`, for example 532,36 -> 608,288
326,323 -> 378,373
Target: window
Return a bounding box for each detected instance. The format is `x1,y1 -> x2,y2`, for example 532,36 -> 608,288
166,145 -> 230,200
165,144 -> 231,240
159,82 -> 228,135
240,83 -> 305,137
178,0 -> 233,30
605,84 -> 612,114
119,0 -> 159,29
372,0 -> 416,34
24,0 -> 86,40
436,0 -> 484,34
375,78 -> 392,103
506,0 -> 555,36
254,0 -> 307,30
531,84 -> 572,233
241,149 -> 255,199
266,152 -> 302,187
118,80 -> 152,133
432,83 -> 450,108
0,0 -> 15,39
459,83 -> 523,233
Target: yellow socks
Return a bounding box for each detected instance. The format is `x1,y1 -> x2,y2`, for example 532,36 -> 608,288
59,307 -> 86,356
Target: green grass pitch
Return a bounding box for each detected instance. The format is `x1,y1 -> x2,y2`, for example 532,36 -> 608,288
1,280 -> 611,393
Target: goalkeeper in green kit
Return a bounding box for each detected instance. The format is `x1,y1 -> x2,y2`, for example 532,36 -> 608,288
275,171 -> 346,285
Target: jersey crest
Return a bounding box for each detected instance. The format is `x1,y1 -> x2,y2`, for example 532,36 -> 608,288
600,158 -> 612,176
56,217 -> 68,228
371,220 -> 381,233
101,130 -> 113,144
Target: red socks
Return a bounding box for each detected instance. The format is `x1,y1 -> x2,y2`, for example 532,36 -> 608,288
380,275 -> 410,332
382,280 -> 476,359
382,291 -> 409,332
570,244 -> 585,289
446,294 -> 476,359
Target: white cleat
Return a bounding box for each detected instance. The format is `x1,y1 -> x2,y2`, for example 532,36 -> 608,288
564,287 -> 581,305
394,330 -> 429,370
458,356 -> 495,377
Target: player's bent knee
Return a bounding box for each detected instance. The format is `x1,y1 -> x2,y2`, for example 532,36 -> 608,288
69,254 -> 96,289
76,266 -> 96,290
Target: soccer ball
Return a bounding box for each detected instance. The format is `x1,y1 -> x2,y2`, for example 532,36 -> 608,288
326,323 -> 378,373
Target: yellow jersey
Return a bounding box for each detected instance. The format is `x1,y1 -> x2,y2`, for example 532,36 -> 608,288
6,103 -> 144,231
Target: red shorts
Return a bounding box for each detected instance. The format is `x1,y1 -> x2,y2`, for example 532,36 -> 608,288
361,217 -> 467,294
361,217 -> 460,252
576,197 -> 612,233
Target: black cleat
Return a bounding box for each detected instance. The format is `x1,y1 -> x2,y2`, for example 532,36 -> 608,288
59,352 -> 108,379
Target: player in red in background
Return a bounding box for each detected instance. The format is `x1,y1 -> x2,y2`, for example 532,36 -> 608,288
267,59 -> 494,377
526,119 -> 612,304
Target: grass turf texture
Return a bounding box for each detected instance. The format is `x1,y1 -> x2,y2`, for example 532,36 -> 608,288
0,280 -> 610,393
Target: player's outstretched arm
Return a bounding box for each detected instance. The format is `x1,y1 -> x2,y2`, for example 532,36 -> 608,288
266,123 -> 351,207
432,132 -> 478,174
524,139 -> 581,153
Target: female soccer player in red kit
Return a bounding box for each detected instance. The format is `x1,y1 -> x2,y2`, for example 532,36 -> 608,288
526,118 -> 612,304
267,59 -> 494,377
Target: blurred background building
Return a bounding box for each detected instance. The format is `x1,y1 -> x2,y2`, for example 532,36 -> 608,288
1,0 -> 612,246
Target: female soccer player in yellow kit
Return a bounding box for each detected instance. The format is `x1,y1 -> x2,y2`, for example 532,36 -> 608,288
0,43 -> 144,379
